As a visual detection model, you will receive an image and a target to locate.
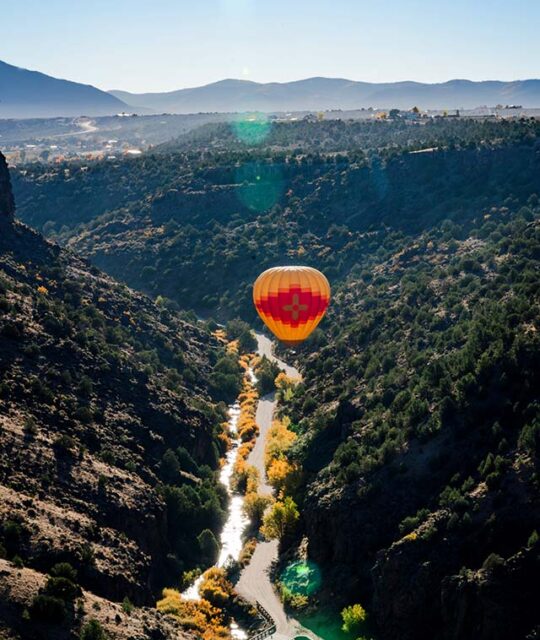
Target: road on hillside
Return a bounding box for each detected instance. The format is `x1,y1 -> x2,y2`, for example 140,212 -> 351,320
52,118 -> 98,137
236,334 -> 318,640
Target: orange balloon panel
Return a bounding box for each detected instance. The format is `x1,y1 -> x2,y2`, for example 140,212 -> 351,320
253,266 -> 331,346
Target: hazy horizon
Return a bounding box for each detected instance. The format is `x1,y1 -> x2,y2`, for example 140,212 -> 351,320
3,0 -> 540,93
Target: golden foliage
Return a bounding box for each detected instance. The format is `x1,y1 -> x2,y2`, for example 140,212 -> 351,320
245,465 -> 259,494
233,460 -> 258,494
238,353 -> 252,370
157,588 -> 229,640
263,419 -> 299,494
261,496 -> 299,540
275,371 -> 300,387
267,458 -> 298,494
36,285 -> 49,295
250,354 -> 261,369
212,329 -> 227,343
243,491 -> 273,526
264,419 -> 296,470
275,372 -> 299,402
226,340 -> 239,355
402,532 -> 418,542
238,538 -> 258,567
231,367 -> 261,493
199,567 -> 234,608
218,420 -> 232,453
157,568 -> 236,639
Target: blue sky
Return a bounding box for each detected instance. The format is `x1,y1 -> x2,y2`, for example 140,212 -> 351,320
2,0 -> 539,92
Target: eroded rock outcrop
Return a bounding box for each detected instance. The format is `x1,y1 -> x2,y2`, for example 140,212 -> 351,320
0,152 -> 15,223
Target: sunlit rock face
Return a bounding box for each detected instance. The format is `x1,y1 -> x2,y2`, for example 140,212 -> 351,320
0,152 -> 15,223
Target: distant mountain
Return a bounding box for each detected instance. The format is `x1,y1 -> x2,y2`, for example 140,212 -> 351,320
0,59 -> 132,118
110,77 -> 540,113
3,59 -> 539,119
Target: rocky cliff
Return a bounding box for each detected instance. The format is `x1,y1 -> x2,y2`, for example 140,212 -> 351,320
0,151 -> 225,639
0,153 -> 15,223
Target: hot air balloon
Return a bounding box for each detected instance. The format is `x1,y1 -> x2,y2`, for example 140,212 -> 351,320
253,266 -> 330,346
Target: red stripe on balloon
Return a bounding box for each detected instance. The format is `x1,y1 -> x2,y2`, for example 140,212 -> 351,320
255,287 -> 329,328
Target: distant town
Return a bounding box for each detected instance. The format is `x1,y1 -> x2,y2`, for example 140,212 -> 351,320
2,105 -> 539,165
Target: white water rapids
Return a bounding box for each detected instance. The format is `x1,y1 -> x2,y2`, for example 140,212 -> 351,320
181,369 -> 257,640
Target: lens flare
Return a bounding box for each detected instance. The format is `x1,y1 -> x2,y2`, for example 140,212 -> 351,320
280,560 -> 322,596
235,162 -> 284,212
232,113 -> 271,145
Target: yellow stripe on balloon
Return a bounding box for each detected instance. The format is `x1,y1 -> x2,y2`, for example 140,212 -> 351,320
253,266 -> 330,345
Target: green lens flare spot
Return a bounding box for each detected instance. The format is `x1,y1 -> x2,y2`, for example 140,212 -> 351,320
235,162 -> 284,212
280,560 -> 322,596
232,113 -> 271,145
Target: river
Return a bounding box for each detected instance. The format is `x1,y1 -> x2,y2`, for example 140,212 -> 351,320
183,332 -> 317,640
181,399 -> 250,601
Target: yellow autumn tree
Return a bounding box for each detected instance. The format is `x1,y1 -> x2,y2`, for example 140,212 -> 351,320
243,491 -> 273,527
267,458 -> 299,494
157,588 -> 229,639
264,419 -> 296,471
233,458 -> 259,494
261,496 -> 299,540
199,568 -> 234,608
275,372 -> 299,402
263,418 -> 299,494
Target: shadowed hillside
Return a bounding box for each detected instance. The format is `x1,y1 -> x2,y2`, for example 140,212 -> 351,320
282,204 -> 540,640
0,152 -> 238,639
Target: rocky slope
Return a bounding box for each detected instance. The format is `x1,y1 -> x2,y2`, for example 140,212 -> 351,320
283,204 -> 540,640
0,558 -> 189,640
0,152 -> 229,639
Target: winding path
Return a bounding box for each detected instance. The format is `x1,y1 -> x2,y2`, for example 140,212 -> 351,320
236,334 -> 318,640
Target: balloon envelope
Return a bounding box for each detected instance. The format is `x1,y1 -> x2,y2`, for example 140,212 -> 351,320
253,266 -> 330,345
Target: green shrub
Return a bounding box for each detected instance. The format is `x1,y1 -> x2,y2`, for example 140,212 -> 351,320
121,596 -> 134,614
197,529 -> 219,565
80,619 -> 108,640
341,603 -> 368,634
527,530 -> 538,548
45,576 -> 81,601
2,520 -> 25,557
30,594 -> 67,623
54,434 -> 77,454
160,449 -> 180,483
23,417 -> 38,436
225,318 -> 257,352
12,554 -> 24,568
482,553 -> 504,573
50,562 -> 78,582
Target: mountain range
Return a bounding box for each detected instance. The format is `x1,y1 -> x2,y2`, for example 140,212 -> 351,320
0,59 -> 129,118
2,58 -> 540,119
110,77 -> 540,113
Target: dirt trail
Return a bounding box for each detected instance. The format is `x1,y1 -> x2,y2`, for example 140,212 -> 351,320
236,334 -> 317,640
